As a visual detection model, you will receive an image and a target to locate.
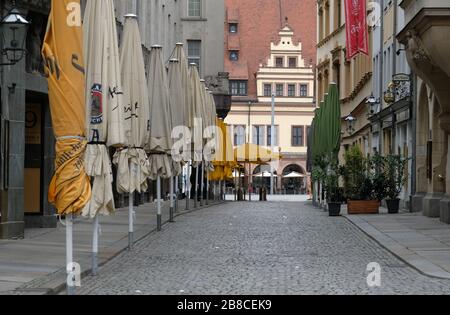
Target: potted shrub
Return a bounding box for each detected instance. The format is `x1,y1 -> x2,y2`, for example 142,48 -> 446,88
384,155 -> 408,213
342,146 -> 380,214
324,159 -> 341,216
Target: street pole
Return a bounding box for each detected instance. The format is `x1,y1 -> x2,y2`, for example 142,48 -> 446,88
248,101 -> 251,201
270,93 -> 275,196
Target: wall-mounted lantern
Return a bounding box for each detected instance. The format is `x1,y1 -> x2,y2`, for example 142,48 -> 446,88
345,115 -> 356,135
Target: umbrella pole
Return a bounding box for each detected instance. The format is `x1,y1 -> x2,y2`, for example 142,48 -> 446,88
175,175 -> 179,213
206,174 -> 210,205
128,193 -> 134,250
66,214 -> 75,295
157,175 -> 162,231
194,167 -> 199,208
186,162 -> 190,210
200,163 -> 204,206
92,214 -> 99,276
219,180 -> 222,201
169,176 -> 175,222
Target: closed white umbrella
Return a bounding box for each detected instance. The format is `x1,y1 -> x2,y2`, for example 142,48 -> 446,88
167,58 -> 184,221
189,64 -> 204,207
173,44 -> 192,210
147,45 -> 173,231
283,171 -> 306,178
83,0 -> 125,275
112,14 -> 150,250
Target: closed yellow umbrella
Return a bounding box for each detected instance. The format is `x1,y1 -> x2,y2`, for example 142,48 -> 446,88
42,0 -> 91,294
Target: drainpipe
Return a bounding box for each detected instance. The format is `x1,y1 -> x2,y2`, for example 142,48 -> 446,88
410,73 -> 417,212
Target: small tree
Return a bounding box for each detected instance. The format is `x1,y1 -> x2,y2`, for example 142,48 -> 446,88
341,146 -> 367,200
384,155 -> 408,200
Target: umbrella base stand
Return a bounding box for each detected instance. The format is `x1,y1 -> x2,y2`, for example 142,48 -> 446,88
169,207 -> 175,223
91,253 -> 98,276
128,232 -> 133,250
157,214 -> 162,231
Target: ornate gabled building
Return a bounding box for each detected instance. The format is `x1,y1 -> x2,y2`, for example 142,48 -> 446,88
225,24 -> 316,193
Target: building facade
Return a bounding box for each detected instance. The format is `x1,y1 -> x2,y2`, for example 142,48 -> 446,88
0,0 -> 226,239
223,0 -> 317,193
316,0 -> 373,166
398,0 -> 450,223
369,0 -> 413,210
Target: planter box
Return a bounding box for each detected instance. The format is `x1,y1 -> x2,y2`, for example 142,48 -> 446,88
347,200 -> 380,214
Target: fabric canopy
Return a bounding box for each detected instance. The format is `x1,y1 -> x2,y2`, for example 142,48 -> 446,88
43,0 -> 91,215
283,171 -> 306,178
147,46 -> 173,180
82,0 -> 125,218
234,143 -> 281,164
189,64 -> 204,166
113,14 -> 150,194
173,43 -> 192,130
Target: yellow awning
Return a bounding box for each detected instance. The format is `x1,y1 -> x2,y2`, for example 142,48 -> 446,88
234,143 -> 282,164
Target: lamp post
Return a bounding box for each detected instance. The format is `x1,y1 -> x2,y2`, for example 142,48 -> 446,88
270,93 -> 275,196
0,2 -> 30,66
248,101 -> 251,201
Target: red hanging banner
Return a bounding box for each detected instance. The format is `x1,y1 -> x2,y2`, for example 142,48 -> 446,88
344,0 -> 369,60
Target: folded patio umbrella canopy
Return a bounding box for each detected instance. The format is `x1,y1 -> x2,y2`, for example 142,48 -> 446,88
173,43 -> 192,132
43,0 -> 91,215
113,15 -> 150,194
83,0 -> 125,218
147,45 -> 173,180
189,64 -> 204,167
168,58 -> 184,176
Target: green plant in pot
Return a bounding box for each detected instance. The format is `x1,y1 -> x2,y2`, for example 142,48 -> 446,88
324,157 -> 341,216
369,153 -> 388,203
342,146 -> 381,214
384,155 -> 408,213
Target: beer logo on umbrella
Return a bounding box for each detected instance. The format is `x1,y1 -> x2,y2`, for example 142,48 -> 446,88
90,83 -> 103,125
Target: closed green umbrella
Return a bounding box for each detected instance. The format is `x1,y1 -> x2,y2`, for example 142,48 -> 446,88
324,83 -> 341,157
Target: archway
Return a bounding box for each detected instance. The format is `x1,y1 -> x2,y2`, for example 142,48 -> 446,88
252,164 -> 278,190
416,82 -> 430,195
281,164 -> 306,194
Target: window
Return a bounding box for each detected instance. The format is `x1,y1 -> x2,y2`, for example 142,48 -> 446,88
300,84 -> 308,97
229,51 -> 239,61
188,0 -> 201,17
276,84 -> 284,97
264,84 -> 272,97
275,57 -> 284,68
289,57 -> 297,68
288,84 -> 296,97
229,23 -> 238,33
234,125 -> 246,146
292,126 -> 304,147
252,125 -> 265,145
187,40 -> 201,73
267,126 -> 279,146
230,80 -> 247,96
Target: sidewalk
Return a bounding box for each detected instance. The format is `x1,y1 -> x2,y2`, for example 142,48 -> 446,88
343,206 -> 450,279
0,199 -> 222,295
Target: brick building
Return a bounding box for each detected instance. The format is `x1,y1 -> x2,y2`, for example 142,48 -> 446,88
224,0 -> 317,194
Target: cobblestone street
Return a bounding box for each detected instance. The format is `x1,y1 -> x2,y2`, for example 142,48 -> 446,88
77,201 -> 450,295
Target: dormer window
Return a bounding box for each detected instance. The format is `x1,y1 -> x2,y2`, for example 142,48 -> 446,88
275,57 -> 284,68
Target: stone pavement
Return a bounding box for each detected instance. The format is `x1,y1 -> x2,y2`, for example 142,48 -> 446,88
0,198 -> 221,295
77,201 -> 450,295
343,206 -> 450,279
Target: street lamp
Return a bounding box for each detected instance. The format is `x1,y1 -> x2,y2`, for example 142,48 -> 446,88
366,93 -> 380,116
345,115 -> 356,135
0,2 -> 30,66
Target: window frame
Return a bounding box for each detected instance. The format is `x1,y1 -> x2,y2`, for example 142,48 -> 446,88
288,57 -> 297,68
288,84 -> 296,97
299,84 -> 308,97
267,125 -> 279,147
230,80 -> 248,96
275,57 -> 284,68
252,125 -> 265,146
229,50 -> 239,61
229,23 -> 238,33
187,40 -> 201,73
276,84 -> 284,97
234,125 -> 246,146
292,126 -> 305,147
263,84 -> 273,97
188,0 -> 201,17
